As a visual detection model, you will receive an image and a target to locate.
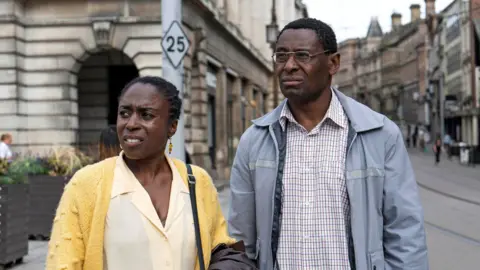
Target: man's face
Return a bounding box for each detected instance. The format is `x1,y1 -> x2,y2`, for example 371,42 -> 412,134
5,136 -> 12,145
275,28 -> 340,103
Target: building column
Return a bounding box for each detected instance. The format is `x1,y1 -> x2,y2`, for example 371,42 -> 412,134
13,19 -> 92,154
462,117 -> 468,143
472,115 -> 479,146
0,4 -> 23,152
231,76 -> 242,141
244,81 -> 254,126
189,29 -> 209,170
189,58 -> 209,167
215,67 -> 228,182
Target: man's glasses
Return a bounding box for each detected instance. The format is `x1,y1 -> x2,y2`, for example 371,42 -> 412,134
272,50 -> 330,63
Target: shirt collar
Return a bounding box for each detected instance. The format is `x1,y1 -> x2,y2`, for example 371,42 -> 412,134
279,88 -> 347,131
111,152 -> 189,199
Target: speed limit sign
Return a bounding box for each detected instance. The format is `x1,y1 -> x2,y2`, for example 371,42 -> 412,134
161,20 -> 191,69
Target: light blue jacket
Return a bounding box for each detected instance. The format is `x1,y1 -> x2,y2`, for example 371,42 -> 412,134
228,89 -> 428,270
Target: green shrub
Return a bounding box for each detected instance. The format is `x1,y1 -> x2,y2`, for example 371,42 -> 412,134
0,158 -> 31,184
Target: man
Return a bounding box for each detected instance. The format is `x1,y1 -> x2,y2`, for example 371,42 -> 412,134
228,18 -> 428,269
0,133 -> 13,160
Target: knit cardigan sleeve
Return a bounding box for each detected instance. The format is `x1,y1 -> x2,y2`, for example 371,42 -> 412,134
45,159 -> 109,270
46,178 -> 86,270
192,166 -> 237,250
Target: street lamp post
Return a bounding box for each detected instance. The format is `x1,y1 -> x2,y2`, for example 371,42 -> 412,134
266,0 -> 279,107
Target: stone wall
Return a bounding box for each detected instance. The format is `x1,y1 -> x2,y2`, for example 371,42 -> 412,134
0,0 -> 272,184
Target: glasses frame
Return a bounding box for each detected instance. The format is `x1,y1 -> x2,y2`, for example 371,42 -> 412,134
272,50 -> 331,64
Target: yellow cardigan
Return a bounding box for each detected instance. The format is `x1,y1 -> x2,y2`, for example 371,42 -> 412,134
46,157 -> 236,270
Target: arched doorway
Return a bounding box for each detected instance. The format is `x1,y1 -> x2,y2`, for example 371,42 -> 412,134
77,49 -> 139,150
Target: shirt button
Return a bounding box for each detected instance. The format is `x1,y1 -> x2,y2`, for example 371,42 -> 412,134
166,261 -> 171,266
304,234 -> 310,239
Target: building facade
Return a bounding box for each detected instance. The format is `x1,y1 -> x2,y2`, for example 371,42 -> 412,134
0,0 -> 278,183
334,38 -> 359,99
216,0 -> 308,108
218,0 -> 308,61
334,3 -> 431,129
428,0 -> 479,145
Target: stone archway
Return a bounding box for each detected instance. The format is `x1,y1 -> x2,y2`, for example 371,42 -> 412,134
76,49 -> 139,150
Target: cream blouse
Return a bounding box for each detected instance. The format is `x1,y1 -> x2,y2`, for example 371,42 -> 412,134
103,153 -> 196,270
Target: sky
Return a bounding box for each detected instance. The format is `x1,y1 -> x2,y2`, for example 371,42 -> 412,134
304,0 -> 454,42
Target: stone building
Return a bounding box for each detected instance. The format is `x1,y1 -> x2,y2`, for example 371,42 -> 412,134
334,3 -> 431,127
380,5 -> 429,124
354,17 -> 384,111
219,0 -> 308,61
334,38 -> 359,99
428,0 -> 479,145
216,0 -> 308,108
0,0 -> 276,183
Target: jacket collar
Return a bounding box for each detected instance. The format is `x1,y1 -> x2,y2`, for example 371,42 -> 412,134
252,88 -> 384,133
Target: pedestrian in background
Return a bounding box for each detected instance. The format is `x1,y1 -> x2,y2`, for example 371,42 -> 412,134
47,76 -> 254,270
406,125 -> 411,148
433,136 -> 442,165
0,133 -> 13,160
229,18 -> 428,269
98,125 -> 122,160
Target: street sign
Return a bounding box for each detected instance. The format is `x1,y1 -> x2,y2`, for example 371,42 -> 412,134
161,20 -> 190,69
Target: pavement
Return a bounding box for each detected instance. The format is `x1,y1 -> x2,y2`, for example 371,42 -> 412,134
8,151 -> 480,269
408,149 -> 480,270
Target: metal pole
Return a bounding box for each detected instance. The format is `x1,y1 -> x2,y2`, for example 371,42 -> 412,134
272,51 -> 278,108
163,0 -> 185,161
271,0 -> 279,108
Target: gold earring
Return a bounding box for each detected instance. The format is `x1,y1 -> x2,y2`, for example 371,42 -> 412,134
168,138 -> 173,154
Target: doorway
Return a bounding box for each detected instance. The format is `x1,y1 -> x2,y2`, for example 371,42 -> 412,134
77,49 -> 139,150
107,65 -> 139,124
206,65 -> 217,169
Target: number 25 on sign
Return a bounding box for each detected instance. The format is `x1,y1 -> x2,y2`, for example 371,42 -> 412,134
161,20 -> 191,69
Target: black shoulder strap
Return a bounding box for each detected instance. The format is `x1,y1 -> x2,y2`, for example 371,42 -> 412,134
186,164 -> 206,270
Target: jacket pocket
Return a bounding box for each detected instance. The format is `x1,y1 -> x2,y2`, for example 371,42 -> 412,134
369,250 -> 385,270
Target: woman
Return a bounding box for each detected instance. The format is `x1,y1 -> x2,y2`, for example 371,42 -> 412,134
98,125 -> 121,160
46,76 -> 250,270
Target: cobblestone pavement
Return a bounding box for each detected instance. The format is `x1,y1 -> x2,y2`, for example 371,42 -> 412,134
9,151 -> 480,269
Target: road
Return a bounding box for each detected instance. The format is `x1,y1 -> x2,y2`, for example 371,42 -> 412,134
10,152 -> 480,269
408,150 -> 480,269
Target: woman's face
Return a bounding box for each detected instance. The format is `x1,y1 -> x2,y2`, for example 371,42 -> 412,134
117,82 -> 177,160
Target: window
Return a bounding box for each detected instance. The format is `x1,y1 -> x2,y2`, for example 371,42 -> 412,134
252,88 -> 258,117
262,93 -> 268,114
446,76 -> 462,96
226,74 -> 235,166
446,44 -> 461,74
446,15 -> 460,43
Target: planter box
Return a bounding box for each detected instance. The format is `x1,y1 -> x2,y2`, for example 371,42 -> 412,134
28,175 -> 70,239
0,184 -> 29,267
